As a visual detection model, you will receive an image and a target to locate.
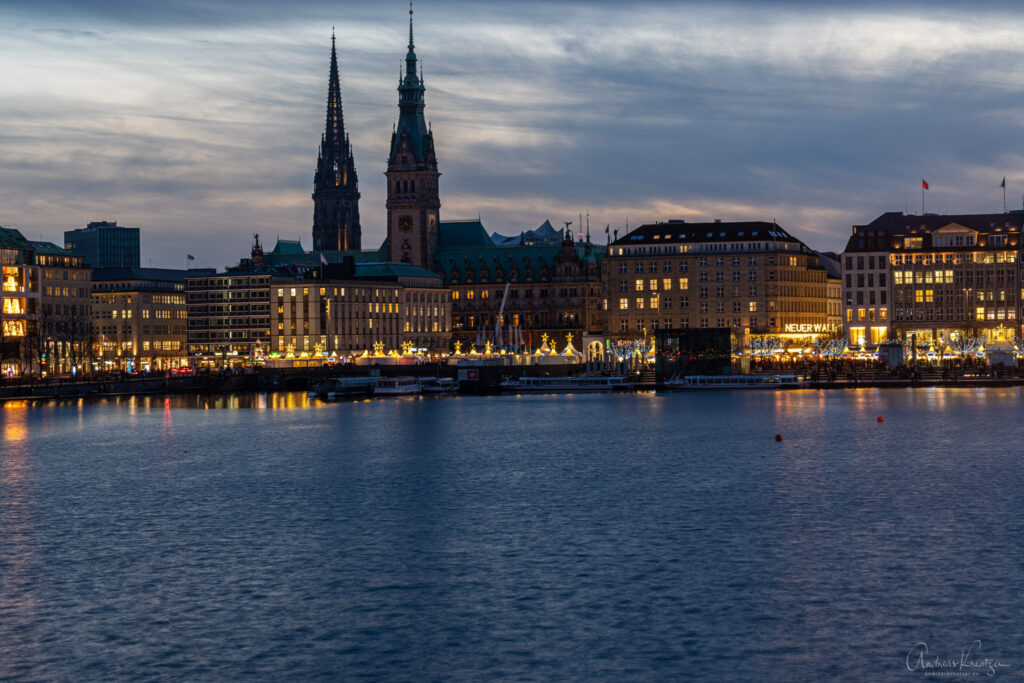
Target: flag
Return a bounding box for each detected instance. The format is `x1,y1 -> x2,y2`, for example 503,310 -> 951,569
320,253 -> 328,266
1001,177 -> 1006,188
187,254 -> 195,261
922,179 -> 929,190
605,224 -> 610,234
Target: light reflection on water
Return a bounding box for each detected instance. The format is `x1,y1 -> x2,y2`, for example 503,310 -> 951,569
0,389 -> 1021,681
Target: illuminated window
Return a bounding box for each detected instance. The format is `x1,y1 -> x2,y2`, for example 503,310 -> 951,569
663,278 -> 672,291
749,301 -> 757,312
619,298 -> 628,310
636,298 -> 644,310
858,308 -> 866,321
649,295 -> 659,309
679,278 -> 688,290
2,297 -> 23,315
635,279 -> 644,291
976,307 -> 985,320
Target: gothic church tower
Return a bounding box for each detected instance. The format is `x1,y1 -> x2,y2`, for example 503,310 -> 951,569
386,5 -> 440,270
313,32 -> 361,252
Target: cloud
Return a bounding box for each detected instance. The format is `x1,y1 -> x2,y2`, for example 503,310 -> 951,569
3,1 -> 1024,266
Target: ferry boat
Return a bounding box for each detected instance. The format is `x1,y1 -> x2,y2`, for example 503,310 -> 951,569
663,374 -> 805,389
421,377 -> 459,394
308,376 -> 378,400
374,376 -> 422,396
499,375 -> 629,393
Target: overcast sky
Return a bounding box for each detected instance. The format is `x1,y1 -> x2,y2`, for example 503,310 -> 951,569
2,0 -> 1024,268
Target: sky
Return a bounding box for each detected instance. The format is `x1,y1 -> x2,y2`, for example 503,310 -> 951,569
2,0 -> 1024,269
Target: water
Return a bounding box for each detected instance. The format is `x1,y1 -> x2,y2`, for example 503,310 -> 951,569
1,389 -> 1021,681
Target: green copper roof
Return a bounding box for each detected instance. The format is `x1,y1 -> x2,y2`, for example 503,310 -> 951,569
0,227 -> 32,250
355,262 -> 440,280
439,220 -> 495,248
30,241 -> 73,256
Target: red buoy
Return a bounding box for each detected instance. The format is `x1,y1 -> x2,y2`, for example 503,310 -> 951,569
775,434 -> 783,442
877,416 -> 884,423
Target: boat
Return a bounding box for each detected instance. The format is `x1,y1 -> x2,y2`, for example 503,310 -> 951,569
420,377 -> 459,394
308,376 -> 378,400
662,374 -> 805,389
374,376 -> 422,396
499,375 -> 629,393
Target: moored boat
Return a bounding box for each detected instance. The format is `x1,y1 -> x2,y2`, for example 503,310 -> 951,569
374,376 -> 422,396
308,376 -> 378,400
421,377 -> 459,394
499,375 -> 629,393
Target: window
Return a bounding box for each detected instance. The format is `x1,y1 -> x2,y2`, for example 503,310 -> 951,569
749,286 -> 757,297
699,287 -> 708,298
663,278 -> 672,291
663,297 -> 672,309
636,298 -> 644,309
648,262 -> 658,273
749,301 -> 757,312
635,279 -> 644,291
618,263 -> 627,274
649,279 -> 658,291
619,298 -> 628,310
663,261 -> 672,273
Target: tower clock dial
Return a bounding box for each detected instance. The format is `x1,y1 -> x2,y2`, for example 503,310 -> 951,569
398,215 -> 413,232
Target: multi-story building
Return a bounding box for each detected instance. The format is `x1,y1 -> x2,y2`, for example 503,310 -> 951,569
64,220 -> 140,269
91,268 -> 205,371
842,212 -> 1023,347
442,221 -> 605,351
187,270 -> 272,368
0,228 -> 41,376
270,261 -> 450,357
36,242 -> 92,375
602,220 -> 834,344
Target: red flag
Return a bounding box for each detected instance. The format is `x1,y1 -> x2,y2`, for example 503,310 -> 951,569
922,179 -> 929,190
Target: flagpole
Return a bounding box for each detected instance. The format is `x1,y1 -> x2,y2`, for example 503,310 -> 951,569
1003,179 -> 1007,214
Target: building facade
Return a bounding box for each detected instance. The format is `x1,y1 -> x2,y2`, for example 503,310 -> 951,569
186,271 -> 272,367
385,11 -> 441,270
36,242 -> 92,375
842,212 -> 1023,348
0,228 -> 41,376
91,268 -> 200,371
269,262 -> 450,357
602,220 -> 834,343
312,34 -> 361,252
441,221 -> 605,350
64,220 -> 140,269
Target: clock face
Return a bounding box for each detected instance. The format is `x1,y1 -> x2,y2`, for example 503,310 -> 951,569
398,215 -> 413,232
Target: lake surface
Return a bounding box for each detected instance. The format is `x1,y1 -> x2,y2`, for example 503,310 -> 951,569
1,389 -> 1021,681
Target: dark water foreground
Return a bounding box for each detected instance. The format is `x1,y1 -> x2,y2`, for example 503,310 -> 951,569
1,390 -> 1021,681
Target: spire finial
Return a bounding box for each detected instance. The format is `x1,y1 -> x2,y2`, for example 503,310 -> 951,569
409,0 -> 414,50
332,26 -> 335,41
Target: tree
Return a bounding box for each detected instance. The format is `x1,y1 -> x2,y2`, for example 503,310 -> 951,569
750,334 -> 782,356
946,329 -> 985,360
814,330 -> 847,358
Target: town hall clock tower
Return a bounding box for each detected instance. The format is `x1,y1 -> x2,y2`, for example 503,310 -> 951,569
385,5 -> 440,271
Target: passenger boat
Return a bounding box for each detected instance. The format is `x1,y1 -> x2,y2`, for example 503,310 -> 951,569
499,375 -> 629,393
374,376 -> 422,396
421,377 -> 459,394
663,374 -> 805,389
308,376 -> 378,400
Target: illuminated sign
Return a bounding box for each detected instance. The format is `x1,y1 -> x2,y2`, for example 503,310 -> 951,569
783,323 -> 836,334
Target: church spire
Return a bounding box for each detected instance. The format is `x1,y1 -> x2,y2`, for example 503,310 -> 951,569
325,30 -> 344,150
313,32 -> 361,252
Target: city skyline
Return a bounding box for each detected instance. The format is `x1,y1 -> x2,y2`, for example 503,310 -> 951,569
3,1 -> 1024,269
